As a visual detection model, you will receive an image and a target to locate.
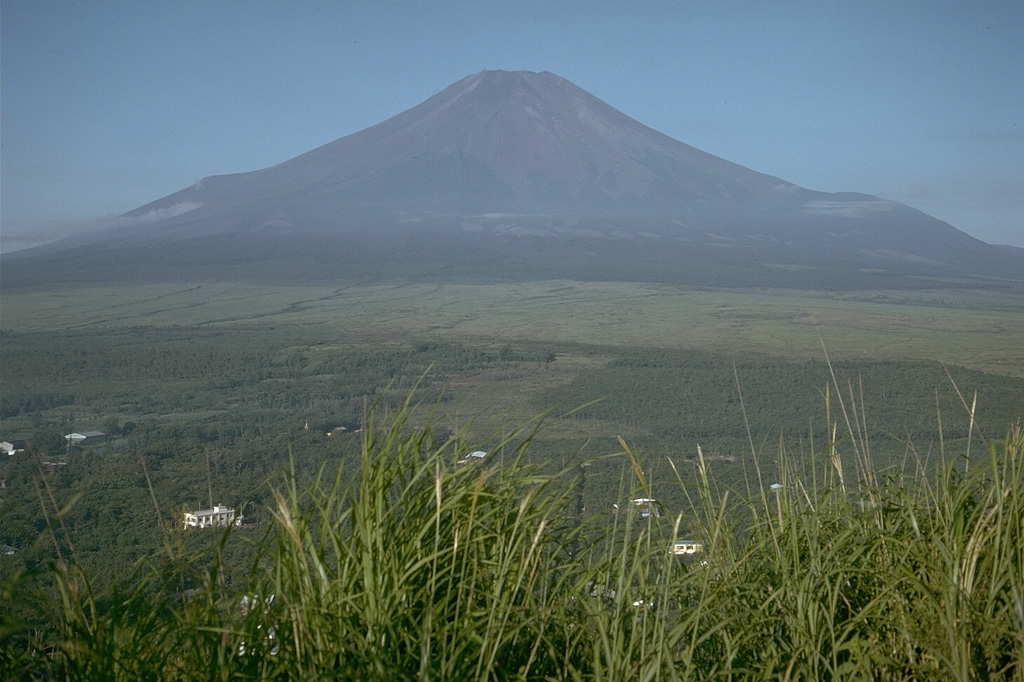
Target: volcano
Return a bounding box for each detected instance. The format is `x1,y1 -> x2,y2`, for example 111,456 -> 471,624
4,70 -> 1022,288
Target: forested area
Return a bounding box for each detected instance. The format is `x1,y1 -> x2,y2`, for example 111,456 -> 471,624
1,322 -> 1021,658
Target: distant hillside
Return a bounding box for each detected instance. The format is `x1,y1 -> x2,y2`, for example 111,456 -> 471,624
4,70 -> 1022,289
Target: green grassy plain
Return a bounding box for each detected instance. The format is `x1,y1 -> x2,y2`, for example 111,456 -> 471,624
5,280 -> 1023,376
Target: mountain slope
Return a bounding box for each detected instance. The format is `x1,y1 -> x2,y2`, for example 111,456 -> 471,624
4,70 -> 1022,288
129,71 -> 791,219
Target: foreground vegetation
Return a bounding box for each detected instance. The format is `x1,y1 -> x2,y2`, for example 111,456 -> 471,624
2,389 -> 1022,680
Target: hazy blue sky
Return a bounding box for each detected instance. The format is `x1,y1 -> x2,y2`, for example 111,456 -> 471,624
2,1 -> 1022,251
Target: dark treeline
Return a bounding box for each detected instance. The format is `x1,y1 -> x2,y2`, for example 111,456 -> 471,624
538,350 -> 1020,443
1,327 -> 552,424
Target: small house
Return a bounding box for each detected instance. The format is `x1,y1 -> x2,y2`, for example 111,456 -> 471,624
673,539 -> 704,555
65,431 -> 106,447
1,435 -> 31,455
630,498 -> 664,519
457,450 -> 487,465
183,504 -> 237,529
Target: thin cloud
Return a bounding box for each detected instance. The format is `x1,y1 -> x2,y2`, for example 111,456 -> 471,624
1,202 -> 201,254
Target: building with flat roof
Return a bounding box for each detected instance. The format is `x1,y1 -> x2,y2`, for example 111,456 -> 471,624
630,498 -> 664,518
183,505 -> 237,529
672,539 -> 704,555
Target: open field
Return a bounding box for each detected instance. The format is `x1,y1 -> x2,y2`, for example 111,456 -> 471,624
4,280 -> 1024,376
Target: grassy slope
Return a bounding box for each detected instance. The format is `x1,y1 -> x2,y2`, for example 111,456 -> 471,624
4,280 -> 1024,376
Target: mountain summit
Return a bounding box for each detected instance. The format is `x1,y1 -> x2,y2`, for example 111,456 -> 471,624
5,70 -> 1022,288
131,69 -> 792,222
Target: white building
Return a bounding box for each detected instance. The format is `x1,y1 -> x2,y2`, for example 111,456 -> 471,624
183,505 -> 237,529
1,441 -> 26,456
630,498 -> 664,518
673,539 -> 704,555
457,450 -> 487,465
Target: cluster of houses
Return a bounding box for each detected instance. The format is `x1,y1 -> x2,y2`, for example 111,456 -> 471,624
5,431 -> 705,559
613,498 -> 705,556
176,448 -> 487,534
2,430 -> 108,456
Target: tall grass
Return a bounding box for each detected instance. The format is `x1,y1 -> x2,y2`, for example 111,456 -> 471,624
5,391 -> 1023,680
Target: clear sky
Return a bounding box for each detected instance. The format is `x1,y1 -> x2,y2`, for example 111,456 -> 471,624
2,0 -> 1022,252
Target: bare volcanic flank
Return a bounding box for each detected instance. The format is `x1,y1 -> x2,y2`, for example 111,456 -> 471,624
5,70 -> 1022,288
130,69 -> 793,223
